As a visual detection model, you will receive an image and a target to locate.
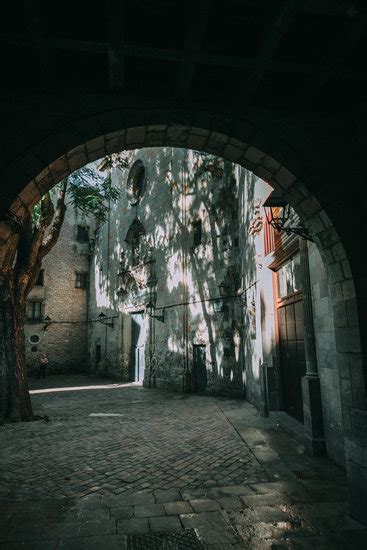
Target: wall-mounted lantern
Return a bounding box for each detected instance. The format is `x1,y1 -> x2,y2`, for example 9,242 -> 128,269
145,301 -> 165,322
145,275 -> 165,322
263,191 -> 313,241
97,312 -> 115,328
43,315 -> 52,331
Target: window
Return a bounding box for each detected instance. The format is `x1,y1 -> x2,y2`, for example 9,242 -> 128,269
134,166 -> 145,198
29,334 -> 41,345
75,272 -> 88,289
193,220 -> 202,247
26,301 -> 42,321
125,218 -> 146,266
277,253 -> 302,298
35,269 -> 44,286
77,225 -> 89,242
126,160 -> 146,205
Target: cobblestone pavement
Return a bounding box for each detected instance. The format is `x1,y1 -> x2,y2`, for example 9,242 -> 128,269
0,374 -> 366,549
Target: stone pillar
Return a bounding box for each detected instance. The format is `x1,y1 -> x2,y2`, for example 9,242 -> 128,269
300,239 -> 326,455
345,408 -> 367,524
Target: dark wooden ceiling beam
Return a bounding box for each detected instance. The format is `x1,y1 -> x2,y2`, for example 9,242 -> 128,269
300,0 -> 359,16
237,0 -> 299,106
319,11 -> 367,87
0,28 -> 361,83
175,0 -> 210,98
23,0 -> 48,76
108,0 -> 125,90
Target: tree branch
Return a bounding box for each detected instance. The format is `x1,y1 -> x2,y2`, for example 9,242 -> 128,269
13,182 -> 66,299
39,180 -> 67,260
14,191 -> 56,297
39,191 -> 55,229
1,230 -> 21,273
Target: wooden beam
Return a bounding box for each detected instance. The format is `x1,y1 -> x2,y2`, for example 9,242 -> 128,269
23,0 -> 48,76
0,31 -> 361,83
108,0 -> 125,90
175,0 -> 210,98
237,0 -> 299,106
319,11 -> 367,87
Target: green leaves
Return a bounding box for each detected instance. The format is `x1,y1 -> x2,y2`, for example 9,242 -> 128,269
97,151 -> 131,172
32,154 -> 129,227
67,168 -> 121,224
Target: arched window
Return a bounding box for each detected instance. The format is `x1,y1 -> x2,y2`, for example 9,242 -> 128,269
126,160 -> 146,205
125,218 -> 146,266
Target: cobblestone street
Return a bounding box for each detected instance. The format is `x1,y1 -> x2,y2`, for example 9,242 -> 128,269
0,374 -> 366,549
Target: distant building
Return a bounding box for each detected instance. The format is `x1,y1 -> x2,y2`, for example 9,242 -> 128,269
25,206 -> 91,374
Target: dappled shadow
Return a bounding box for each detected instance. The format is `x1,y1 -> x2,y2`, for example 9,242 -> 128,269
88,147 -> 263,398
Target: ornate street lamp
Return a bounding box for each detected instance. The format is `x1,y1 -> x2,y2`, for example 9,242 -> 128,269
263,191 -> 313,241
145,276 -> 165,322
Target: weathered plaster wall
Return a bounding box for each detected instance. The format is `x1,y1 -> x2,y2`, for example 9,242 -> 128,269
87,147 -> 253,397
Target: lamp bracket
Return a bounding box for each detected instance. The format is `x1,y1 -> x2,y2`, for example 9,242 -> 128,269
147,307 -> 165,323
271,221 -> 314,242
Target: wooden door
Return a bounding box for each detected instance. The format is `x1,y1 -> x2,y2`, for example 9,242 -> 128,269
131,312 -> 146,383
192,345 -> 207,392
278,295 -> 306,422
275,251 -> 306,423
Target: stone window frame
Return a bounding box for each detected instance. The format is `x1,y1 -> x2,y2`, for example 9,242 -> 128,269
26,300 -> 43,322
76,224 -> 90,243
126,159 -> 146,205
125,218 -> 146,266
75,271 -> 88,289
28,333 -> 41,345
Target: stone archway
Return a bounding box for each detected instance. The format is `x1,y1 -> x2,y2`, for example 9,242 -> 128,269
0,113 -> 366,522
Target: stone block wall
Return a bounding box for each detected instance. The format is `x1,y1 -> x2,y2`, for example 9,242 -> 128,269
25,206 -> 90,374
309,243 -> 345,466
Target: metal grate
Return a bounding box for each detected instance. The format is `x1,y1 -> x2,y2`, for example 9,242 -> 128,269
127,528 -> 205,549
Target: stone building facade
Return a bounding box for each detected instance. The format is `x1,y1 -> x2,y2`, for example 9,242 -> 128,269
27,147 -> 347,472
88,148 -> 246,397
87,147 -> 343,470
25,205 -> 91,374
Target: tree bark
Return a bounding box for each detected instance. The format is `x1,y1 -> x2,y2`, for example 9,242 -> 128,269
13,298 -> 33,420
0,268 -> 33,422
0,269 -> 18,422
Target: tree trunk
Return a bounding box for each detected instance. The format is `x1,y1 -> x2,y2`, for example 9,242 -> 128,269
14,298 -> 33,420
0,269 -> 33,422
0,270 -> 18,421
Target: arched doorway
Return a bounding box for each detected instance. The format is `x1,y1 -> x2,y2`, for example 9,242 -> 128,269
0,115 -> 366,523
